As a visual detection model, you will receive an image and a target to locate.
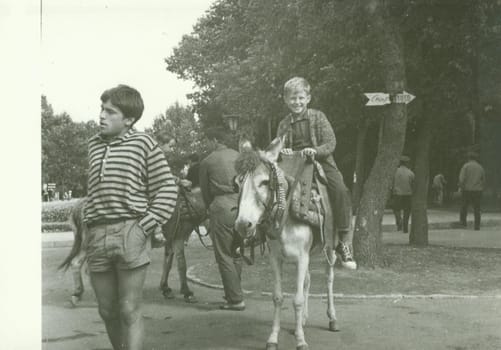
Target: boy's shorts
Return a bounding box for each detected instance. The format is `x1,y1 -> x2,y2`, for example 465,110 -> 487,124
86,219 -> 151,272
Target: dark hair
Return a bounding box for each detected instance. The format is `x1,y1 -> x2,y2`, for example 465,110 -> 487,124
467,151 -> 478,160
188,153 -> 199,162
205,126 -> 227,143
100,85 -> 144,124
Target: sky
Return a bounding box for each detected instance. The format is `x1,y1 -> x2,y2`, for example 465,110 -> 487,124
41,0 -> 215,130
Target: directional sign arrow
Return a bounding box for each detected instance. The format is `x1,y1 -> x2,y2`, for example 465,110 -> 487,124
364,93 -> 391,106
365,91 -> 416,106
393,91 -> 416,105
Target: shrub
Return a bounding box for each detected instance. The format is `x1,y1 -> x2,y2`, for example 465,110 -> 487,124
41,199 -> 80,223
42,222 -> 73,233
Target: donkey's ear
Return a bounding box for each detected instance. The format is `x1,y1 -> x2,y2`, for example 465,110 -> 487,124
264,136 -> 283,162
239,139 -> 253,152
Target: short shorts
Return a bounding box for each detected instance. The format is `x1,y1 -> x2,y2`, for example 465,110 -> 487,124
86,219 -> 151,272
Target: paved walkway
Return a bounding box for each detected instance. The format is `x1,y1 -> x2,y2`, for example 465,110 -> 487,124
42,209 -> 501,248
42,240 -> 501,350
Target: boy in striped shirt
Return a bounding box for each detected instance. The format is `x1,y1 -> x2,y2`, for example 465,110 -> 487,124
84,85 -> 177,350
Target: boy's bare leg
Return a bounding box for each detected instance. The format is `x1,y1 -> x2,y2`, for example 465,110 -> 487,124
90,270 -> 122,349
118,264 -> 148,350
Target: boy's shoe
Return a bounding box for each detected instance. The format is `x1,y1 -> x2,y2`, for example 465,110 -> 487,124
335,242 -> 357,270
219,301 -> 245,311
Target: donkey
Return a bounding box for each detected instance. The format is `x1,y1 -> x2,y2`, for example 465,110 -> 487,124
234,137 -> 343,350
59,186 -> 208,306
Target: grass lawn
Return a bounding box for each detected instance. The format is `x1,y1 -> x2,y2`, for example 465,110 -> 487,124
191,243 -> 501,296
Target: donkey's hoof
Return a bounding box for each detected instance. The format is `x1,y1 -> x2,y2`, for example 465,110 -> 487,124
266,342 -> 278,350
296,344 -> 309,350
329,320 -> 340,332
162,287 -> 175,299
70,295 -> 81,307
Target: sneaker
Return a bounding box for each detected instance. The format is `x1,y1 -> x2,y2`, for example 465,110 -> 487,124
219,301 -> 245,311
335,242 -> 357,270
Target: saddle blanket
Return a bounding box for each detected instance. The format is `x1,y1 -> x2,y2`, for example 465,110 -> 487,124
278,154 -> 337,250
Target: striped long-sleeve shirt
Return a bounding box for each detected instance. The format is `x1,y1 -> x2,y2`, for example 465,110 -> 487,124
83,129 -> 178,235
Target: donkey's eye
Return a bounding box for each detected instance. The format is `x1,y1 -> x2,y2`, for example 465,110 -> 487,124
259,180 -> 270,187
233,176 -> 241,192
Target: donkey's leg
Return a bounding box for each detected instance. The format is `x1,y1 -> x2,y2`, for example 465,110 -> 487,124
176,221 -> 196,296
266,243 -> 283,350
302,269 -> 310,326
293,254 -> 310,350
325,248 -> 339,331
160,243 -> 175,298
70,251 -> 86,306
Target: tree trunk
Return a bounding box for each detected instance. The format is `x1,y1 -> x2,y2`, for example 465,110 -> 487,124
353,0 -> 409,267
409,111 -> 433,246
470,2 -> 481,147
352,118 -> 370,214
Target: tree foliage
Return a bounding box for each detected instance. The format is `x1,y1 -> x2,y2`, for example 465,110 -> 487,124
41,95 -> 98,197
166,0 -> 501,265
146,103 -> 209,175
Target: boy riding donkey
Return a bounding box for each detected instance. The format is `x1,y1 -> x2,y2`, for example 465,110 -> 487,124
276,77 -> 356,269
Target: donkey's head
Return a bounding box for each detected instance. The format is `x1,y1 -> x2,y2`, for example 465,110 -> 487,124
234,137 -> 285,240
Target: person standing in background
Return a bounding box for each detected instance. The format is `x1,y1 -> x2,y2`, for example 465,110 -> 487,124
458,151 -> 485,230
392,156 -> 415,233
432,173 -> 447,206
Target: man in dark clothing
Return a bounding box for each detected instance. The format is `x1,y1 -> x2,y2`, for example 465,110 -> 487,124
459,151 -> 485,230
199,127 -> 244,311
186,153 -> 201,188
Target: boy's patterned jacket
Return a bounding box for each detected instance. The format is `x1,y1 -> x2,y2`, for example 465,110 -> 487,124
276,108 -> 337,167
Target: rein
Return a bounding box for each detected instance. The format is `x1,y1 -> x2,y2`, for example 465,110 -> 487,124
269,158 -> 308,239
236,153 -> 310,265
253,155 -> 310,241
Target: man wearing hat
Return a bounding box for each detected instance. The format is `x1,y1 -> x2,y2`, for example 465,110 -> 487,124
391,155 -> 415,233
458,151 -> 485,230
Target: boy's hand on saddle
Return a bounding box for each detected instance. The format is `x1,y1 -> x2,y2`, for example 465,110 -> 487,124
280,148 -> 293,155
301,148 -> 317,158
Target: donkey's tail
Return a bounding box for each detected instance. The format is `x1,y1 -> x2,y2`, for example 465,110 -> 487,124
58,198 -> 87,271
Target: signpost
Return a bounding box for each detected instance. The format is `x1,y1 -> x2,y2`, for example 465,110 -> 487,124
364,91 -> 415,106
364,93 -> 391,106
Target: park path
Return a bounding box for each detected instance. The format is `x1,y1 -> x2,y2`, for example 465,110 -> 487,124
43,221 -> 501,350
43,269 -> 501,350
